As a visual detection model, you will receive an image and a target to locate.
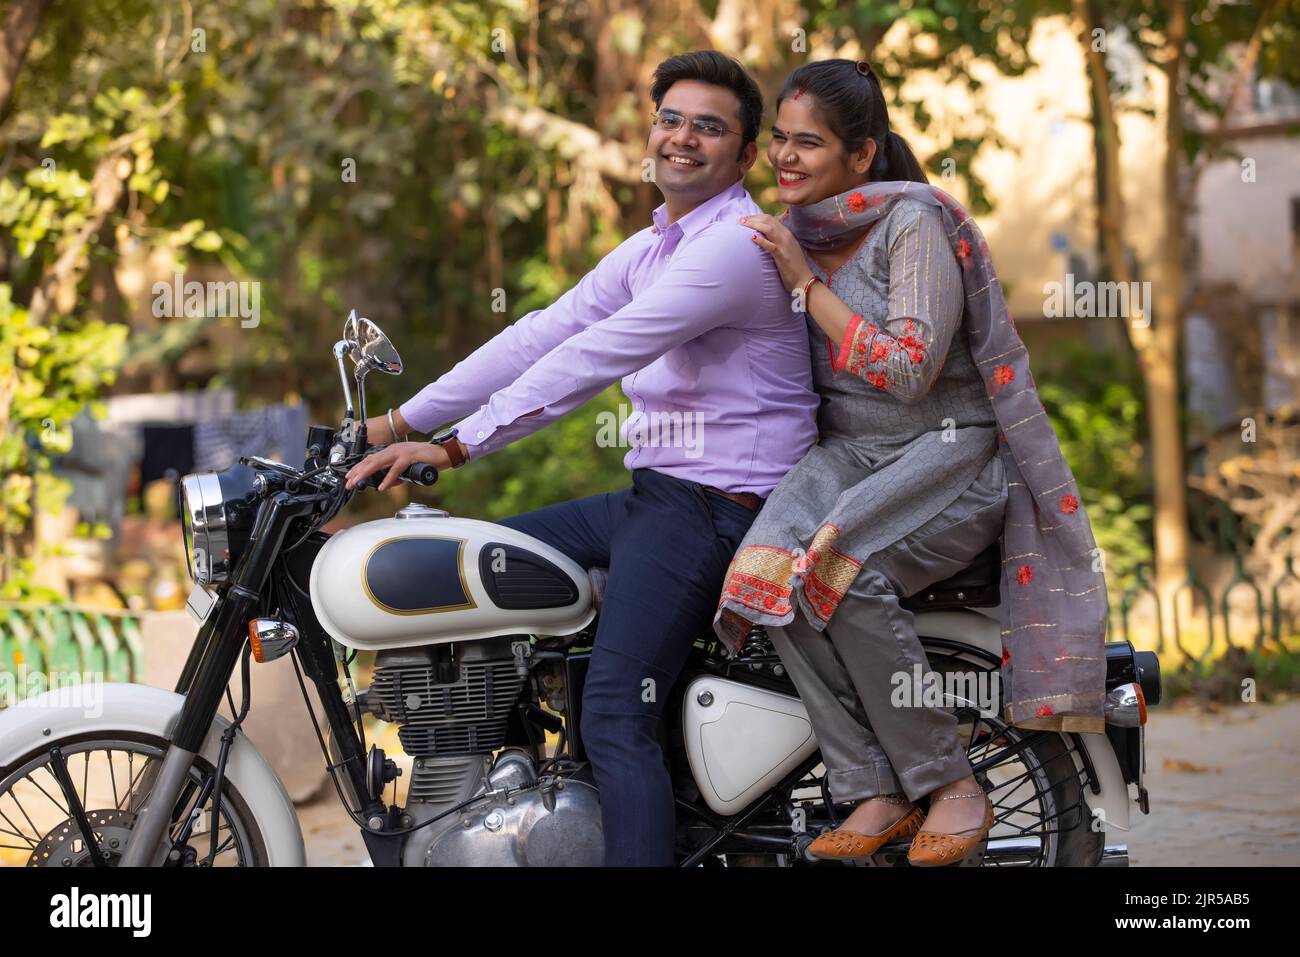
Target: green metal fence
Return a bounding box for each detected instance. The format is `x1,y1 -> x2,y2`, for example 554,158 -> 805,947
0,604 -> 144,708
1114,497 -> 1300,663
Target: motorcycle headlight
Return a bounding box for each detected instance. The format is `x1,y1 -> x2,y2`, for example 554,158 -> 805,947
179,464 -> 261,586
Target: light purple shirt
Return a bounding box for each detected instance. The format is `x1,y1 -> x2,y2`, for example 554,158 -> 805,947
399,178 -> 818,496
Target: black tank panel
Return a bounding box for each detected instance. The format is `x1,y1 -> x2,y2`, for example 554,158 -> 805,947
365,537 -> 473,613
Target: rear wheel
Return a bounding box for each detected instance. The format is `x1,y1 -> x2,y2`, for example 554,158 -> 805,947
771,651 -> 1102,867
0,731 -> 269,867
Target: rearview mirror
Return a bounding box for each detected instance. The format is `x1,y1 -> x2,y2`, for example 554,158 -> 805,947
342,311 -> 402,378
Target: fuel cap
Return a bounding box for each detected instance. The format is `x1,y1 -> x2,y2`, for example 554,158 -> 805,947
395,504 -> 449,519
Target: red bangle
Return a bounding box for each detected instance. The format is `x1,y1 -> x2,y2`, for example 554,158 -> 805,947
800,274 -> 820,302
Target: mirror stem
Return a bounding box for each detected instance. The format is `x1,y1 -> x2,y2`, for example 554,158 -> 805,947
354,375 -> 369,456
333,341 -> 356,419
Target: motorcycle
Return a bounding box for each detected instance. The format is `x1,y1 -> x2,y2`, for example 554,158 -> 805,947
0,313 -> 1160,867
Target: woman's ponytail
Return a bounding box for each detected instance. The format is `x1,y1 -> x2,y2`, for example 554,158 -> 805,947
873,130 -> 928,184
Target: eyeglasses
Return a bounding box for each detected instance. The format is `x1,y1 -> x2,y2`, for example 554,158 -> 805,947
650,109 -> 742,139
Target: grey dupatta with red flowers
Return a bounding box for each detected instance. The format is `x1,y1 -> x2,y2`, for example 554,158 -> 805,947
716,180 -> 1108,733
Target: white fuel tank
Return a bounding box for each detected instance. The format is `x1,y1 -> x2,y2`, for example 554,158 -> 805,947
309,506 -> 595,650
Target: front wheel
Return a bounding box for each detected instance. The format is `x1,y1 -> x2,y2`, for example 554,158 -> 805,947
0,731 -> 270,867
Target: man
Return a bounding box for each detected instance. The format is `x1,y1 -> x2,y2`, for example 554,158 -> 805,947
346,51 -> 818,865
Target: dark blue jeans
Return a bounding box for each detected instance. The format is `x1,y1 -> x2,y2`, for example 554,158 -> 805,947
498,467 -> 758,865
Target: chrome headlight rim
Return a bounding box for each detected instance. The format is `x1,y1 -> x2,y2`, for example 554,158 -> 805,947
179,472 -> 230,586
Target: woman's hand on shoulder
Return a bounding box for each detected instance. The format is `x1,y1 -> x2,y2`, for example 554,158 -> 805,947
740,214 -> 813,294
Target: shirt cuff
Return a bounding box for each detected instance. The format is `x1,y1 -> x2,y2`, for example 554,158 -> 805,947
453,411 -> 493,460
830,312 -> 865,375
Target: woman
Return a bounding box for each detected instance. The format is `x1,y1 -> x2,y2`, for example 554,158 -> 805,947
715,59 -> 1109,865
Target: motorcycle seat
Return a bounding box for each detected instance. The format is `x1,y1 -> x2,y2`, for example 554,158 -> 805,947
585,542 -> 1002,617
898,542 -> 1002,612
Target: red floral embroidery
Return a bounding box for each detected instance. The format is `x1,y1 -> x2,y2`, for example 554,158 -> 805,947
897,333 -> 926,364
1035,704 -> 1055,718
864,322 -> 879,338
763,595 -> 776,609
956,238 -> 972,259
998,430 -> 1007,444
1016,564 -> 1033,585
846,191 -> 867,213
1001,644 -> 1011,665
868,338 -> 893,363
1059,493 -> 1079,514
820,602 -> 833,617
992,365 -> 1015,387
865,370 -> 888,390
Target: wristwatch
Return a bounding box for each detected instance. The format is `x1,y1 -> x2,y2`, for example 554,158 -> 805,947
429,427 -> 468,469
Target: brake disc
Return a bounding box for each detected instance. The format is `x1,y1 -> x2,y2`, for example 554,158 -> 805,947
27,808 -> 136,867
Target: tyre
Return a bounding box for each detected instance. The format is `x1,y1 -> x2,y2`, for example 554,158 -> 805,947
0,730 -> 270,867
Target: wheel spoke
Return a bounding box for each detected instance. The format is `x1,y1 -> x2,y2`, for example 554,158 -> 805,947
6,788 -> 43,840
118,754 -> 152,810
30,769 -> 70,817
107,749 -> 119,809
0,805 -> 36,847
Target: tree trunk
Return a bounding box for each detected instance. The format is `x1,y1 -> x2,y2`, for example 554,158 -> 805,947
1151,0 -> 1190,627
1074,0 -> 1190,645
0,0 -> 51,118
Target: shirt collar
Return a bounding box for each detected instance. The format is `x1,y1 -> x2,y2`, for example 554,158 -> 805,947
650,178 -> 748,237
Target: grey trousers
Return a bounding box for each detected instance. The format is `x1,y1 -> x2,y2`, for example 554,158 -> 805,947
766,452 -> 1007,804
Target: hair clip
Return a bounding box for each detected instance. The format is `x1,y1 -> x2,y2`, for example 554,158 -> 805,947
855,60 -> 874,78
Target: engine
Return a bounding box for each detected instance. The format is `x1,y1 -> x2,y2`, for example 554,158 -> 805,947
362,638 -> 604,866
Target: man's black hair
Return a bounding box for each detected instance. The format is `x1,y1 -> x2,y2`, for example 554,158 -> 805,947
650,51 -> 763,149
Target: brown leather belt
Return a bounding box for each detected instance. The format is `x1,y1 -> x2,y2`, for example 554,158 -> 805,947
701,485 -> 764,512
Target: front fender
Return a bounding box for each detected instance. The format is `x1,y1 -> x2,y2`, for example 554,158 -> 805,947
0,682 -> 306,866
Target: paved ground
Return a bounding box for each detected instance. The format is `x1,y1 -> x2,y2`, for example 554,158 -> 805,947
297,698 -> 1300,866
1122,697 -> 1300,866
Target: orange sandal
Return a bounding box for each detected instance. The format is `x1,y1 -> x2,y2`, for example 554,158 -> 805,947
907,790 -> 995,866
808,794 -> 925,861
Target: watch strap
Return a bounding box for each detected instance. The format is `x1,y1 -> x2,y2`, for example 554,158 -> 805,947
431,428 -> 468,468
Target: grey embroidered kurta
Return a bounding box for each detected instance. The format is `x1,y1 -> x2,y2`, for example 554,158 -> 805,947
713,182 -> 1109,734
716,195 -> 998,621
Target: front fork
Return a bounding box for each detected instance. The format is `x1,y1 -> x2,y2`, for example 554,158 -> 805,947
118,491 -> 373,866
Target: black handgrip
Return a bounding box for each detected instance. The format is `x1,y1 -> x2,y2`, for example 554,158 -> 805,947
403,462 -> 439,486
357,460 -> 439,489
